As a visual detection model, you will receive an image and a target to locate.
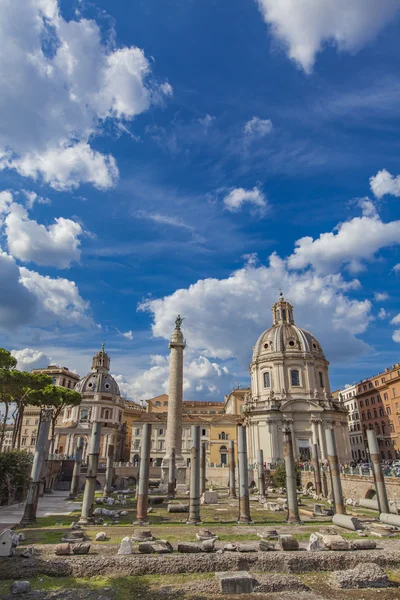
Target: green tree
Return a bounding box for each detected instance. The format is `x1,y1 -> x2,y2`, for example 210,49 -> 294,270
9,371 -> 53,448
0,449 -> 33,505
0,349 -> 17,451
28,385 -> 82,453
272,462 -> 302,489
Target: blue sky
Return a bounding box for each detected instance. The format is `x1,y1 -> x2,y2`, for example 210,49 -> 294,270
1,0 -> 400,401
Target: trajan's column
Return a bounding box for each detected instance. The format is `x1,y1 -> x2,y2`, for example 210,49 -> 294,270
161,315 -> 187,487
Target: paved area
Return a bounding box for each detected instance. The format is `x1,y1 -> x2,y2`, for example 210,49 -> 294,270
0,492 -> 80,529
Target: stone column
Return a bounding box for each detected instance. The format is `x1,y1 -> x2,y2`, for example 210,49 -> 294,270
237,425 -> 251,523
187,425 -> 201,524
162,318 -> 186,485
228,440 -> 236,498
311,420 -> 319,445
79,422 -> 102,525
69,436 -> 84,499
318,421 -> 327,461
325,425 -> 345,515
367,429 -> 389,514
136,423 -> 152,524
20,409 -> 52,525
167,447 -> 176,498
200,442 -> 206,496
283,426 -> 301,523
311,443 -> 322,496
103,443 -> 115,497
257,448 -> 266,502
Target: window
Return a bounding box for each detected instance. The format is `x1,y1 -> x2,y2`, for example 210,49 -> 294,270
219,445 -> 228,465
80,408 -> 89,421
382,424 -> 386,434
382,377 -> 386,383
379,408 -> 384,417
35,419 -> 39,425
387,406 -> 391,415
377,395 -> 382,403
367,411 -> 371,419
134,440 -> 140,449
164,401 -> 168,406
291,369 -> 300,387
371,397 -> 375,404
159,429 -> 164,436
362,413 -> 365,421
384,393 -> 389,401
368,382 -> 373,389
219,431 -> 228,440
360,400 -> 364,407
26,419 -> 30,425
155,401 -> 161,407
158,441 -> 164,450
373,409 -> 377,418
375,380 -> 379,386
390,424 -> 395,433
201,428 -> 207,437
21,438 -> 27,446
118,412 -> 122,422
31,437 -> 36,446
135,428 -> 140,436
393,388 -> 397,398
318,372 -> 324,387
52,377 -> 56,384
263,371 -> 271,388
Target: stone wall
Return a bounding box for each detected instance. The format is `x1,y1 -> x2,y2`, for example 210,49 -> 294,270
301,470 -> 400,501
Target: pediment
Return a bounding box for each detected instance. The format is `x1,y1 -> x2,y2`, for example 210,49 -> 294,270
280,399 -> 323,412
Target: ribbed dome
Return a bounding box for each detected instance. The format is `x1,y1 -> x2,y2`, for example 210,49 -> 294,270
252,295 -> 325,360
75,371 -> 120,395
75,344 -> 120,396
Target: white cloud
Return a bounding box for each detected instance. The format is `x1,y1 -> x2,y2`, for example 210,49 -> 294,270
4,202 -> 83,268
223,186 -> 268,214
0,191 -> 13,216
114,353 -> 232,401
11,348 -> 51,371
288,199 -> 400,274
390,314 -> 400,325
120,330 -> 134,341
136,211 -> 194,231
256,0 -> 400,73
370,169 -> 400,198
140,253 -> 371,369
0,251 -> 37,328
378,308 -> 387,320
244,117 -> 273,138
393,264 -> 400,274
19,265 -> 90,327
0,0 -> 169,190
393,330 -> 400,343
374,292 -> 389,301
22,190 -> 51,210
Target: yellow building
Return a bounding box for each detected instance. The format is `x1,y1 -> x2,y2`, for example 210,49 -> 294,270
146,394 -> 225,415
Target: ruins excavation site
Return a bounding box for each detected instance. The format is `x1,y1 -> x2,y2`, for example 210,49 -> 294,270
1,307 -> 400,599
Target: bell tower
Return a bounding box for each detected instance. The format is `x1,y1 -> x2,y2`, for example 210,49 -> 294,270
91,342 -> 110,373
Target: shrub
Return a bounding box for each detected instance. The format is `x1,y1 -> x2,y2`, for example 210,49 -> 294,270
272,462 -> 302,489
0,450 -> 33,505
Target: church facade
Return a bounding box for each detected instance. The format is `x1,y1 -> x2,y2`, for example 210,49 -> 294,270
245,295 -> 351,465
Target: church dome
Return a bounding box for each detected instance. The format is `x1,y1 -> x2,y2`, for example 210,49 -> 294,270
252,294 -> 325,360
75,344 -> 121,396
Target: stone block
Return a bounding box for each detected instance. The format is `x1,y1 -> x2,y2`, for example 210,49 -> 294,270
350,539 -> 377,550
258,528 -> 278,539
264,502 -> 283,512
167,503 -> 189,513
223,543 -> 237,551
132,529 -> 154,542
259,540 -> 276,551
237,543 -> 259,552
54,543 -> 71,555
196,529 -> 217,541
200,491 -> 218,505
118,537 -> 133,555
95,532 -> 107,541
317,533 -> 349,551
332,514 -> 362,531
138,541 -> 173,554
0,529 -> 18,557
333,563 -> 390,589
216,571 -> 254,594
177,542 -> 202,553
201,539 -> 216,552
10,581 -> 31,595
72,543 -> 90,555
20,547 -> 34,559
278,534 -> 299,551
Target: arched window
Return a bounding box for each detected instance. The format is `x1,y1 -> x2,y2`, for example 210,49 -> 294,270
104,409 -> 110,420
291,369 -> 300,387
263,372 -> 271,388
375,423 -> 381,434
52,377 -> 56,385
80,408 -> 88,421
379,408 -> 384,417
318,372 -> 324,388
220,445 -> 228,465
218,431 -> 228,440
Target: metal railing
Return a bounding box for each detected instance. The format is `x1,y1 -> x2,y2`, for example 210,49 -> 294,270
299,463 -> 400,478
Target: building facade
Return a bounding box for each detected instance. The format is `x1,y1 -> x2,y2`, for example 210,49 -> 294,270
245,294 -> 351,465
338,384 -> 366,461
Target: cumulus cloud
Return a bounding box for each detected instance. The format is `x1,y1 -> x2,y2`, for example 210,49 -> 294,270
393,331 -> 400,343
391,314 -> 400,325
22,190 -> 51,210
370,169 -> 400,198
374,292 -> 389,301
378,308 -> 387,320
0,0 -> 170,189
0,191 -> 13,216
223,186 -> 268,214
114,353 -> 232,401
4,202 -> 83,268
393,264 -> 400,274
256,0 -> 400,73
120,330 -> 134,341
140,252 -> 371,368
287,199 -> 400,274
244,117 -> 273,138
11,348 -> 51,371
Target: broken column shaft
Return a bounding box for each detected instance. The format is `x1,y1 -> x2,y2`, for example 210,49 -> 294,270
187,425 -> 201,524
136,423 -> 152,523
257,448 -> 266,501
79,421 -> 102,525
367,428 -> 390,514
237,425 -> 251,523
228,439 -> 236,498
283,426 -> 301,523
103,443 -> 114,497
325,425 -> 346,515
200,441 -> 206,496
20,409 -> 52,525
311,442 -> 322,496
69,436 -> 84,499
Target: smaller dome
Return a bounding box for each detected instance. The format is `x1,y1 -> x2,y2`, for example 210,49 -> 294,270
75,371 -> 120,395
